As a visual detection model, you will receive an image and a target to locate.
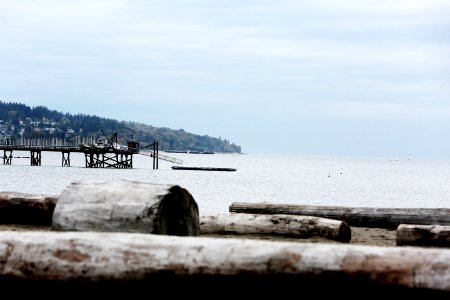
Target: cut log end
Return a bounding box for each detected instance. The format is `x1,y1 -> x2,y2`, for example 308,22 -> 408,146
0,192 -> 58,226
338,222 -> 352,243
156,185 -> 200,236
52,180 -> 200,236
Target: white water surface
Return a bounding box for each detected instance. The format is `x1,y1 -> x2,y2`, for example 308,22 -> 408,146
1,152 -> 449,215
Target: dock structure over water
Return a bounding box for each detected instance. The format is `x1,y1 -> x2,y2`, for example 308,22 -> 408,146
0,135 -> 182,169
0,143 -> 137,169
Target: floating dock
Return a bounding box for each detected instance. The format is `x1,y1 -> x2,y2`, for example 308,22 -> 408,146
164,150 -> 214,154
172,166 -> 237,172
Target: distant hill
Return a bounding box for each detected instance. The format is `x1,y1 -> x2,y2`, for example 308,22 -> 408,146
0,101 -> 241,153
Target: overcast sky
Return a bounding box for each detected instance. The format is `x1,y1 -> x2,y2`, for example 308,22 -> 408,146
1,0 -> 449,158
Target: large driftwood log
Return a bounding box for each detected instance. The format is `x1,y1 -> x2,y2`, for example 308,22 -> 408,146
200,213 -> 351,243
0,192 -> 57,225
396,224 -> 450,247
229,202 -> 450,229
52,179 -> 199,236
0,231 -> 449,297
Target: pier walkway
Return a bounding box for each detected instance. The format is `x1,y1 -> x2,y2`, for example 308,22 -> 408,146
0,139 -> 181,169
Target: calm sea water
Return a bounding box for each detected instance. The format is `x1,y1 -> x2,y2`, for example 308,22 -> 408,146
1,151 -> 449,215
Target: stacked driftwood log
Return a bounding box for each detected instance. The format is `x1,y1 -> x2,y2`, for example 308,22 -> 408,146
0,180 -> 450,297
229,202 -> 450,247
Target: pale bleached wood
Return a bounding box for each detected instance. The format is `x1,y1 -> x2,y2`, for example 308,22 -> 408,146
0,191 -> 58,225
200,213 -> 351,243
52,179 -> 199,236
396,224 -> 450,247
229,202 -> 450,229
0,231 -> 449,296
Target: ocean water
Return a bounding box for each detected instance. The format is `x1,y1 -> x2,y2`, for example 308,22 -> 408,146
1,151 -> 449,215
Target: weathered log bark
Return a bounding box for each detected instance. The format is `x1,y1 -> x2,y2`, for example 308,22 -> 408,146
396,224 -> 450,247
0,192 -> 57,225
229,202 -> 450,229
0,231 -> 449,297
52,179 -> 199,236
200,213 -> 351,243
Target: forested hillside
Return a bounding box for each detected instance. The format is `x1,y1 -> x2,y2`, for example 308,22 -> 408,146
0,101 -> 241,153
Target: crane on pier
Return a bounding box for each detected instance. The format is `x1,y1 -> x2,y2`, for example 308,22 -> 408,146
99,131 -> 183,168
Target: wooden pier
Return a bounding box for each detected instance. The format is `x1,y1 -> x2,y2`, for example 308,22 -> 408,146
0,137 -> 182,169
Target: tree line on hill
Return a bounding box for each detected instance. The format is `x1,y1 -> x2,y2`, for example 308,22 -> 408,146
0,101 -> 241,153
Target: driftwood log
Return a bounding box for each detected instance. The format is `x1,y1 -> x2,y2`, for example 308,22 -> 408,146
396,224 -> 450,247
0,192 -> 57,225
229,202 -> 450,229
0,231 -> 449,297
200,213 -> 351,243
52,179 -> 199,236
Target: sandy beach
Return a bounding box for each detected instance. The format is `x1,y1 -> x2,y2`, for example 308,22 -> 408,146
0,224 -> 397,247
202,226 -> 397,246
